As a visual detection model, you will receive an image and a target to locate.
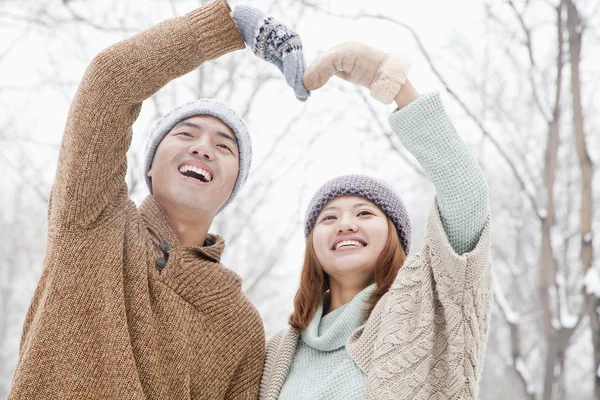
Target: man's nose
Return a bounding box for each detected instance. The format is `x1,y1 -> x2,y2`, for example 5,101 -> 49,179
188,139 -> 214,160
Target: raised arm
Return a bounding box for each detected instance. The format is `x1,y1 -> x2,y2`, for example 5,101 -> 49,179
303,42 -> 489,254
50,0 -> 244,231
389,81 -> 489,254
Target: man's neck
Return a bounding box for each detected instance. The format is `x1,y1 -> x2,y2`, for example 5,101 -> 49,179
161,201 -> 215,247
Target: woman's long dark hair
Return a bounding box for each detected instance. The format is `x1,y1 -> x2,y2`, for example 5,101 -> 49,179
289,218 -> 407,331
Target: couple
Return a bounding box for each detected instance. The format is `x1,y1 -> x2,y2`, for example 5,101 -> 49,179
8,0 -> 492,399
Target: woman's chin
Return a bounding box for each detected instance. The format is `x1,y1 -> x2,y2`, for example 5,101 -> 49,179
327,260 -> 375,276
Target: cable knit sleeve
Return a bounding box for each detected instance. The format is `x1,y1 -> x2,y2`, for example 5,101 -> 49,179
344,93 -> 493,399
49,0 -> 245,232
388,92 -> 489,254
346,200 -> 492,399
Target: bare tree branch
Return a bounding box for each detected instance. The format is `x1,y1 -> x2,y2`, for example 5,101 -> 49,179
0,151 -> 49,203
354,89 -> 426,179
506,0 -> 553,121
298,0 -> 543,216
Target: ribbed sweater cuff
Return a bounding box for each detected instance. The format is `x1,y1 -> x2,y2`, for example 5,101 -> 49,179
185,0 -> 245,61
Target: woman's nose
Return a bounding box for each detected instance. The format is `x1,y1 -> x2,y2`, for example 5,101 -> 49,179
336,219 -> 358,234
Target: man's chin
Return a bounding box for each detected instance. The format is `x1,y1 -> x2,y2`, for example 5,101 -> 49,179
155,179 -> 233,215
155,189 -> 215,212
173,193 -> 215,211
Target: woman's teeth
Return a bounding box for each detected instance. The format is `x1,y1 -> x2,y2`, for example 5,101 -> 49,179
335,240 -> 364,250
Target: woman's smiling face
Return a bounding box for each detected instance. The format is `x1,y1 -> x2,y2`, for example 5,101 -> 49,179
312,196 -> 389,282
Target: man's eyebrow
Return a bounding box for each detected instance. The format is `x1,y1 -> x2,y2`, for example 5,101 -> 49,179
216,131 -> 237,147
173,121 -> 202,131
172,121 -> 237,148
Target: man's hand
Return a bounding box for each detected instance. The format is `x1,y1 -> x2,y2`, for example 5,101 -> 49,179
233,6 -> 309,102
303,41 -> 412,104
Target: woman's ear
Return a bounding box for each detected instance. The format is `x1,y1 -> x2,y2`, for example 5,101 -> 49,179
147,169 -> 152,177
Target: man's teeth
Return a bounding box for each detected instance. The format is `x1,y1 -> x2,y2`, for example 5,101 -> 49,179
179,165 -> 212,182
335,240 -> 364,250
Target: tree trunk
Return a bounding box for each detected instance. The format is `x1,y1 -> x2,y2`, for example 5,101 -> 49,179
591,297 -> 600,399
540,4 -> 565,399
543,333 -> 573,400
507,320 -> 537,400
564,0 -> 598,397
542,337 -> 560,400
557,349 -> 566,400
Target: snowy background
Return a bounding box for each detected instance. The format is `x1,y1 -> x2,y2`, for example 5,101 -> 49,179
1,0 -> 599,398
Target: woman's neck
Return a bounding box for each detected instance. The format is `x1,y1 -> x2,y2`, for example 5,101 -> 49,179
326,278 -> 371,314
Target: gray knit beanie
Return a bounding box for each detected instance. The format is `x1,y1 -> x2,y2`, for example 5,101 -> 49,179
144,99 -> 252,213
304,174 -> 411,254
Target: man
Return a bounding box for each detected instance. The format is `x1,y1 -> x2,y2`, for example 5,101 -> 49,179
8,1 -> 308,398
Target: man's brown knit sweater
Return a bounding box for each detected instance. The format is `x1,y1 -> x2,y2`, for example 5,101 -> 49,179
8,1 -> 265,398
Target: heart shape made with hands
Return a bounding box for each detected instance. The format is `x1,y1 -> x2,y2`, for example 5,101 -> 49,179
303,42 -> 412,104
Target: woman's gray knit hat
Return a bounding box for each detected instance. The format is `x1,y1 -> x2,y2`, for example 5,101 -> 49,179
304,174 -> 411,254
144,99 -> 252,213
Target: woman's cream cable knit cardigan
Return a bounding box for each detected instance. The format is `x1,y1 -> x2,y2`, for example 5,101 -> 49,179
259,94 -> 492,400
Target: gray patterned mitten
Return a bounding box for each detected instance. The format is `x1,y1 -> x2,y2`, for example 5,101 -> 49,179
233,5 -> 310,102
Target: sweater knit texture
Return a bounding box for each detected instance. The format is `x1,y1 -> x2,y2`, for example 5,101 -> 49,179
389,93 -> 489,255
259,94 -> 492,400
279,285 -> 375,400
8,1 -> 265,399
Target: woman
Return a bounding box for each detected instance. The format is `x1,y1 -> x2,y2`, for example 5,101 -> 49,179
259,42 -> 492,400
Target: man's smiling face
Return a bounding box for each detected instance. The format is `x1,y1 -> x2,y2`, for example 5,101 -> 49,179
148,114 -> 240,216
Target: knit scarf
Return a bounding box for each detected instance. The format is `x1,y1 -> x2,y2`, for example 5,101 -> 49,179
300,284 -> 376,351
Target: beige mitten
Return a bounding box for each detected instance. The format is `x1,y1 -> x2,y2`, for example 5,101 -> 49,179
303,42 -> 411,104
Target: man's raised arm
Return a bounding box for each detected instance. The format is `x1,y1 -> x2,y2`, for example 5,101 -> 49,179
50,0 -> 244,231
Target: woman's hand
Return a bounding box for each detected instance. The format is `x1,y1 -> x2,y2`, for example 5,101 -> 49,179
303,41 -> 413,105
393,79 -> 420,109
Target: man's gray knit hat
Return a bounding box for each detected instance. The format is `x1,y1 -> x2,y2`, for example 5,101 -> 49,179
304,174 -> 411,254
144,99 -> 252,213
